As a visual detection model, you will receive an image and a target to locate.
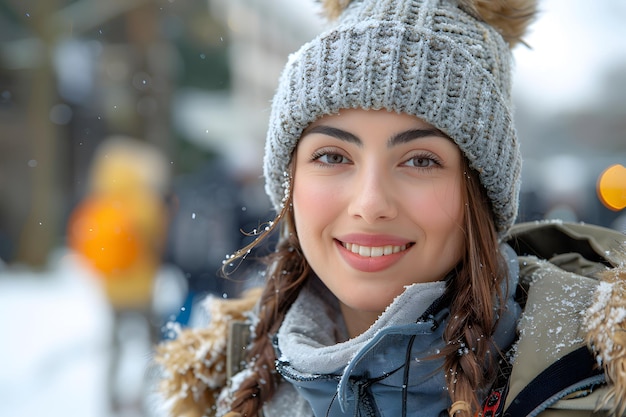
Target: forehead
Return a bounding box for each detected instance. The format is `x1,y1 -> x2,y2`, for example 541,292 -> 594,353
300,108 -> 455,152
307,108 -> 437,130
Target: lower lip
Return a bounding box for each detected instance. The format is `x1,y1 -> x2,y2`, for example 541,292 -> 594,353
335,240 -> 409,273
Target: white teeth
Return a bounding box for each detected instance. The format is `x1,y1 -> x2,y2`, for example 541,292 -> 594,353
371,246 -> 384,257
344,242 -> 408,257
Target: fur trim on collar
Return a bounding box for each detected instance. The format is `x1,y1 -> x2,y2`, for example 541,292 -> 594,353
584,258 -> 626,417
154,287 -> 262,417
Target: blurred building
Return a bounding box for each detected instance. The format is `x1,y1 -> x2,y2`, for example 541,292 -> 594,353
514,60 -> 626,230
0,0 -> 323,268
177,0 -> 324,174
0,0 -> 179,266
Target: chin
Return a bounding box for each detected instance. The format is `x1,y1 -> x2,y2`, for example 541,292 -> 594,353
340,292 -> 398,314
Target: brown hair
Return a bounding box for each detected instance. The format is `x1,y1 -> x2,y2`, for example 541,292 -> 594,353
441,159 -> 507,415
225,158 -> 506,416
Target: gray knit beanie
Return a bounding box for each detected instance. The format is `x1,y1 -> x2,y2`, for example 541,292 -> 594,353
263,0 -> 536,234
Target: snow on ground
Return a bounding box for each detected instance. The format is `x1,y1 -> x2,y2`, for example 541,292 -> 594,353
0,249 -> 181,417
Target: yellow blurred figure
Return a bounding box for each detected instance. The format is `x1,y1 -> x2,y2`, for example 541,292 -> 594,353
69,194 -> 141,276
69,135 -> 169,310
67,135 -> 170,414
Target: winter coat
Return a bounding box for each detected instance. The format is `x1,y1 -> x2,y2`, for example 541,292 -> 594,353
500,221 -> 626,417
154,221 -> 626,417
268,243 -> 520,417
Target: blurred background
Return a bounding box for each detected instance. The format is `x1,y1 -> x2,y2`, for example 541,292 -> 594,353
0,0 -> 624,416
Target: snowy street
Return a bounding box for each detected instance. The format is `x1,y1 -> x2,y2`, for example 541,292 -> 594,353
0,250 -> 184,417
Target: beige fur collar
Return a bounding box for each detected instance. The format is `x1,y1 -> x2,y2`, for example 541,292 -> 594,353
154,287 -> 262,417
584,259 -> 626,416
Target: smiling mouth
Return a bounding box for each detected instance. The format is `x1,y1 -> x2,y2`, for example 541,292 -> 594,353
341,242 -> 414,257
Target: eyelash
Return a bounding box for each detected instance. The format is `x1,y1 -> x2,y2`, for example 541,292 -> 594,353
310,148 -> 350,166
402,152 -> 442,169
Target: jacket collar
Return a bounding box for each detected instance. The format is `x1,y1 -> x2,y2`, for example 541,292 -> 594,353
277,276 -> 447,375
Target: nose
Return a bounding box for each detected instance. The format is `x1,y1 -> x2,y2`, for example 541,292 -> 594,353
348,167 -> 398,223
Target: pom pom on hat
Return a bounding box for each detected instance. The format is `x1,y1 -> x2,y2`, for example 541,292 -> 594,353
458,0 -> 536,47
319,0 -> 352,20
321,0 -> 537,46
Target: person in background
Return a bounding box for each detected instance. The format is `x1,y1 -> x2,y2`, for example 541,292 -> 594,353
67,135 -> 170,415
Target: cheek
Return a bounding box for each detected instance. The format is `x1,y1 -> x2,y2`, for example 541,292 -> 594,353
292,177 -> 340,267
292,177 -> 328,235
437,177 -> 463,210
441,191 -> 464,225
433,181 -> 466,257
293,175 -> 344,218
413,179 -> 464,224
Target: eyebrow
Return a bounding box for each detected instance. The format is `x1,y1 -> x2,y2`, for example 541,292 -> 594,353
302,125 -> 449,147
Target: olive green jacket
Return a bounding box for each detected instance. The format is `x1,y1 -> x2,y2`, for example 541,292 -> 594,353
503,221 -> 626,417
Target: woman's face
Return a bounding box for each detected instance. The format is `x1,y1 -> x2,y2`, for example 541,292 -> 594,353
292,108 -> 466,321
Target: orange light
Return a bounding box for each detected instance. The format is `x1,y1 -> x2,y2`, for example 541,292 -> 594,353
67,195 -> 141,277
597,164 -> 626,211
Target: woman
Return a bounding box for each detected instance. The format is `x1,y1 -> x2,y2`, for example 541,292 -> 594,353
223,109 -> 522,417
222,0 -> 537,414
157,0 -> 537,416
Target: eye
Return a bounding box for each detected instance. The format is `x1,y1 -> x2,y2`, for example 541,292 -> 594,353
311,150 -> 351,165
403,153 -> 441,168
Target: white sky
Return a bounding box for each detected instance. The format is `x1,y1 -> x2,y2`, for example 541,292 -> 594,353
512,0 -> 626,112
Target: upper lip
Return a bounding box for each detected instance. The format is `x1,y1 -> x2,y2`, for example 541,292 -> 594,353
335,233 -> 414,247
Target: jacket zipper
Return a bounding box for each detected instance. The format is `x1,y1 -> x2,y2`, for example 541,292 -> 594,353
275,359 -> 339,383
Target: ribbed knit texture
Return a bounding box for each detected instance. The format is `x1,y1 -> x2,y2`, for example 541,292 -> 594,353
263,0 -> 521,233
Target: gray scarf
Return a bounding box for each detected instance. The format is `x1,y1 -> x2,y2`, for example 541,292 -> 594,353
277,277 -> 446,375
